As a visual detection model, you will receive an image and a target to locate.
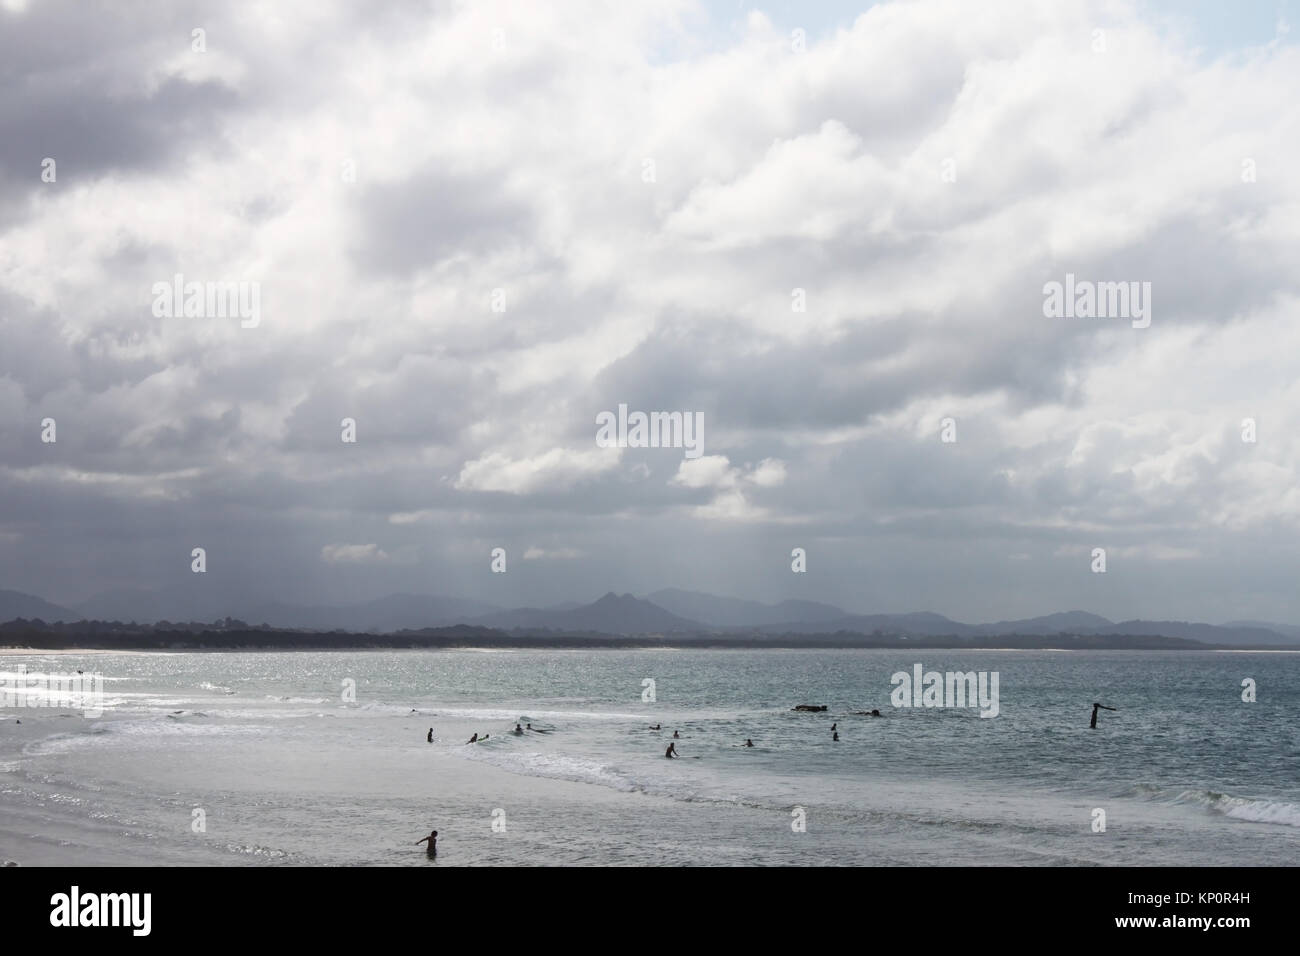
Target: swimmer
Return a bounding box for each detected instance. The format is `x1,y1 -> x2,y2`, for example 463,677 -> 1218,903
513,724 -> 523,735
832,731 -> 839,741
672,730 -> 680,739
415,829 -> 438,857
665,742 -> 678,758
744,739 -> 754,747
467,733 -> 478,744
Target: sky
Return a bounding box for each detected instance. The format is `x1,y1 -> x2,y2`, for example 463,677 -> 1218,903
1,0 -> 1299,624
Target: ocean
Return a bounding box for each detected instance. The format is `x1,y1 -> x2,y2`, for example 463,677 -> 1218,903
2,648 -> 1297,866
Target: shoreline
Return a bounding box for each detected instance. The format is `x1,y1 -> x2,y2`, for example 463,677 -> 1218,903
4,644 -> 1300,655
0,647 -> 176,656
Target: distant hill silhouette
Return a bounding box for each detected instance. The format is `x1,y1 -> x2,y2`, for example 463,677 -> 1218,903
1224,619 -> 1300,641
1091,619 -> 1296,646
645,588 -> 847,627
1,586 -> 1297,645
0,589 -> 75,623
473,592 -> 698,634
766,611 -> 981,637
974,610 -> 1114,634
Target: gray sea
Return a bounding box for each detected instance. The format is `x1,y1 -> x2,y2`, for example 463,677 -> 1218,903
1,648 -> 1297,866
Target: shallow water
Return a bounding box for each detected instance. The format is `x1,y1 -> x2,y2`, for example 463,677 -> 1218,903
1,648 -> 1297,865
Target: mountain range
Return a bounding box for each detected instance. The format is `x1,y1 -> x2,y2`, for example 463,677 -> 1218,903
1,586 -> 1297,645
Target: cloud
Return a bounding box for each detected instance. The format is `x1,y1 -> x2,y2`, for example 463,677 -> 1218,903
454,447 -> 622,495
523,546 -> 582,560
690,489 -> 769,522
670,455 -> 737,489
321,543 -> 390,564
747,458 -> 787,488
2,0 -> 1299,623
666,121 -> 898,248
670,455 -> 786,491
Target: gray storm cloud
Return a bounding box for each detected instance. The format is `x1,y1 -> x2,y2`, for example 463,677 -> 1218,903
1,0 -> 1298,624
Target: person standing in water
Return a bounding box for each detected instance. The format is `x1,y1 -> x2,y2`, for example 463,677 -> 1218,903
416,830 -> 438,857
832,731 -> 839,741
672,730 -> 680,739
1090,703 -> 1116,729
665,742 -> 678,758
427,728 -> 433,743
831,722 -> 837,732
513,723 -> 523,735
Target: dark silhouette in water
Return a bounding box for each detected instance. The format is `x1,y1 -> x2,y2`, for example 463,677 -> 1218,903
831,722 -> 837,731
648,724 -> 661,730
513,723 -> 523,735
1090,703 -> 1117,729
665,742 -> 678,758
832,731 -> 839,741
416,830 -> 437,857
672,730 -> 680,739
427,728 -> 433,743
793,704 -> 827,712
467,733 -> 478,744
744,739 -> 754,747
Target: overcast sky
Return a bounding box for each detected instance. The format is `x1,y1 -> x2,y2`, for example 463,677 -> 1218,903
2,0 -> 1299,624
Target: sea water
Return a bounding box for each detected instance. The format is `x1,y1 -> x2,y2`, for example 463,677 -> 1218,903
1,649 -> 1297,866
